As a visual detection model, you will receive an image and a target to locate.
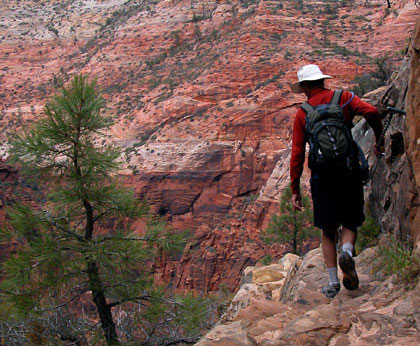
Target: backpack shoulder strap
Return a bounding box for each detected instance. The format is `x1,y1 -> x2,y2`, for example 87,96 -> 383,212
331,89 -> 343,105
301,101 -> 313,114
341,91 -> 355,109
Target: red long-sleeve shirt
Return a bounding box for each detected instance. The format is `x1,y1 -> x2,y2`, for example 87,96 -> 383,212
290,87 -> 382,195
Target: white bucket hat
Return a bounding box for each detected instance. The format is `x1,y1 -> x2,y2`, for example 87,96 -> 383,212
291,64 -> 332,93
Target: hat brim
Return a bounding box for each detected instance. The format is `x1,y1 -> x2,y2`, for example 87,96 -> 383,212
290,75 -> 332,93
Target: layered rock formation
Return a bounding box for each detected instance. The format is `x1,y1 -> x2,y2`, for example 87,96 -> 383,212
351,11 -> 420,254
406,14 -> 420,251
195,14 -> 420,345
196,247 -> 420,345
0,0 -> 419,291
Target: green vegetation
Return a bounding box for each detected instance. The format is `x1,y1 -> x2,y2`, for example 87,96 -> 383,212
262,185 -> 317,256
145,52 -> 168,70
331,44 -> 363,57
355,209 -> 381,254
210,283 -> 235,319
154,90 -> 173,105
355,15 -> 369,21
271,32 -> 288,42
352,55 -> 393,96
244,193 -> 259,205
191,14 -> 206,22
239,0 -> 260,9
377,237 -> 420,287
294,0 -> 304,10
255,72 -> 285,90
259,254 -> 272,266
0,75 -> 211,345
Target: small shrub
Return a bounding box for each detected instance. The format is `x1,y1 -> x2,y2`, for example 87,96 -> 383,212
260,254 -> 272,266
355,15 -> 369,21
244,193 -> 258,205
352,55 -> 392,96
262,185 -> 318,256
377,237 -> 420,286
331,44 -> 361,57
271,32 -> 287,42
210,283 -> 235,318
355,210 -> 381,254
191,14 -> 205,22
352,74 -> 381,97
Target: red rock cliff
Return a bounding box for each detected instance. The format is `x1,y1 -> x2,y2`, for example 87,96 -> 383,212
0,0 -> 418,291
406,13 -> 420,251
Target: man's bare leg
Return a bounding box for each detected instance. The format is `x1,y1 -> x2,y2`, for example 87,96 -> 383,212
321,228 -> 338,268
339,226 -> 359,290
341,226 -> 357,253
321,229 -> 341,297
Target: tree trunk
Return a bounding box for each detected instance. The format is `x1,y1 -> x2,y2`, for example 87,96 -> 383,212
87,261 -> 119,345
84,199 -> 119,344
74,123 -> 119,345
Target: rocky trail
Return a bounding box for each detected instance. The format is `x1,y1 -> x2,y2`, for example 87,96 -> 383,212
196,247 -> 420,345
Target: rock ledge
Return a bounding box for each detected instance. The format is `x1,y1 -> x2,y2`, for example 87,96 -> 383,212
196,247 -> 420,346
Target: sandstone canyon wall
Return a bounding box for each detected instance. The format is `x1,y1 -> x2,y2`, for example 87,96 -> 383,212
406,14 -> 420,251
351,11 -> 420,254
0,0 -> 419,292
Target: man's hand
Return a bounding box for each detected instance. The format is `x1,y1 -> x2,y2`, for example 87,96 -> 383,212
374,144 -> 385,158
292,193 -> 303,211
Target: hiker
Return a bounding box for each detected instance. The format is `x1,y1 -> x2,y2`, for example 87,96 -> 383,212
289,64 -> 383,298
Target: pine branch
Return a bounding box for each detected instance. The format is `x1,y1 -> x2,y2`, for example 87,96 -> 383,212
39,211 -> 86,243
92,207 -> 116,223
94,236 -> 149,244
38,289 -> 89,312
107,294 -> 151,309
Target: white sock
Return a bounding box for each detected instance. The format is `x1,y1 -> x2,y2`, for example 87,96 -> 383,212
342,243 -> 354,257
327,267 -> 339,286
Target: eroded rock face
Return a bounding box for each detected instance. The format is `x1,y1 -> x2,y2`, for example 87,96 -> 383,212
406,14 -> 420,251
352,12 -> 420,252
196,247 -> 420,345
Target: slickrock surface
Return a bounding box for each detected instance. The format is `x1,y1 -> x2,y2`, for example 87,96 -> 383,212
196,247 -> 420,345
0,0 -> 418,291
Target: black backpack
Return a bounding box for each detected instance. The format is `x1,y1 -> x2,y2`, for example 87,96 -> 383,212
301,90 -> 358,172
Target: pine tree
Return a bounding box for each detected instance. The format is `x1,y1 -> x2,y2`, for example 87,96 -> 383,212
0,75 -> 195,345
262,185 -> 317,256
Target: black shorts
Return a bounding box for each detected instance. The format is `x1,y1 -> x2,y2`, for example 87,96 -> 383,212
310,169 -> 365,231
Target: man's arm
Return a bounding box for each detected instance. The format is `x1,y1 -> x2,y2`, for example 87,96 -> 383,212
348,94 -> 383,145
290,109 -> 306,210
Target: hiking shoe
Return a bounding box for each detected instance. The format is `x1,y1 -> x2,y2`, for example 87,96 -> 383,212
339,252 -> 359,290
321,283 -> 340,298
